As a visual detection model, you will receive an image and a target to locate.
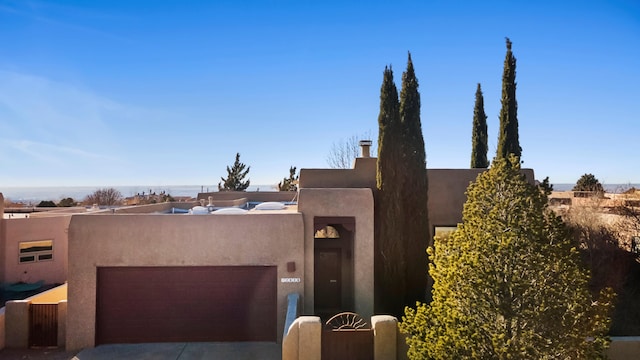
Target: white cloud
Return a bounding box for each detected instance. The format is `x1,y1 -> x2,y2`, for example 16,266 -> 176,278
0,0 -> 130,42
0,70 -> 156,185
5,139 -> 118,164
0,70 -> 120,144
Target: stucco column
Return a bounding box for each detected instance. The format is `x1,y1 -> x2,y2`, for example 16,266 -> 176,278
372,315 -> 398,360
57,300 -> 67,348
5,300 -> 30,348
297,316 -> 321,360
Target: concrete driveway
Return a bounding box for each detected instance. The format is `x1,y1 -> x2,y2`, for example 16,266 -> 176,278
73,342 -> 281,360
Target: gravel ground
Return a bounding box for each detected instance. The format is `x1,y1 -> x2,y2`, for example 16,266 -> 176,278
0,348 -> 79,359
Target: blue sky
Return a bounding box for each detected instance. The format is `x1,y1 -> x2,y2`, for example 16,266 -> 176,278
0,0 -> 638,188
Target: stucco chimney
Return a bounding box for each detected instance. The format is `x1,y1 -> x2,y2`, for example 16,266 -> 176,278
359,140 -> 372,158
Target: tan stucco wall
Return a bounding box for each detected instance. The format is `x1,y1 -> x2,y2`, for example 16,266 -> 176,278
299,157 -> 377,189
1,216 -> 70,284
283,315 -> 402,360
298,188 -> 374,319
4,300 -> 29,348
427,168 -> 535,227
66,212 -> 305,351
300,162 -> 535,232
426,169 -> 485,227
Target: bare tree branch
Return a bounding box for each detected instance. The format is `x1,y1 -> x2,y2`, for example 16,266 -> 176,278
326,132 -> 377,169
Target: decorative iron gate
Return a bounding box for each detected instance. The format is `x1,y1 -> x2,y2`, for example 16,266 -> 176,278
321,312 -> 373,360
29,303 -> 58,348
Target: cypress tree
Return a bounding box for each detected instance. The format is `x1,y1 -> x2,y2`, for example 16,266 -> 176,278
496,38 -> 521,161
375,66 -> 406,315
399,53 -> 430,310
470,83 -> 489,168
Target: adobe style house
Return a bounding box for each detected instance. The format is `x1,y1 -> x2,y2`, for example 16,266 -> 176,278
2,145 -> 535,351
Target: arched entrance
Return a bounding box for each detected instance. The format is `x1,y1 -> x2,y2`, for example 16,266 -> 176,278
313,217 -> 355,319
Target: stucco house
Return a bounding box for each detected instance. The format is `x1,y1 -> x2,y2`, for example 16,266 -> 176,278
2,144 -> 535,351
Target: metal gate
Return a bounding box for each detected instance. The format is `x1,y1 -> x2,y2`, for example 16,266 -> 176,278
321,312 -> 373,360
29,303 -> 58,348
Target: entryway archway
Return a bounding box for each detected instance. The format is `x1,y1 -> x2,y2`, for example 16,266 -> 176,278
313,217 -> 355,319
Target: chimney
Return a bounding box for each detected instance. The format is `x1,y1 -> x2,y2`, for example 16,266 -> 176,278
359,140 -> 372,158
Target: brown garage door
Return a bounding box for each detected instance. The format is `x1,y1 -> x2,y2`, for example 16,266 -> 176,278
96,266 -> 277,344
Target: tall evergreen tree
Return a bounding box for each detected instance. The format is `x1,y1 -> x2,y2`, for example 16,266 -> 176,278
470,83 -> 489,168
218,153 -> 250,191
399,52 -> 430,310
375,66 -> 406,315
496,38 -> 521,161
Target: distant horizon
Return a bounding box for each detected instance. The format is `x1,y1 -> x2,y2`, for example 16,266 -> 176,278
0,184 -> 279,203
2,182 -> 638,204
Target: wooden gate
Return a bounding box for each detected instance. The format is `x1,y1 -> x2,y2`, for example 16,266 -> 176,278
321,312 -> 373,360
29,303 -> 58,348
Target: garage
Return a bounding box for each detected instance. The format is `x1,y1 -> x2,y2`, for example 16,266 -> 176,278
95,266 -> 277,344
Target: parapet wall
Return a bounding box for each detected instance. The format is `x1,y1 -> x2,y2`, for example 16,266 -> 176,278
197,191 -> 298,203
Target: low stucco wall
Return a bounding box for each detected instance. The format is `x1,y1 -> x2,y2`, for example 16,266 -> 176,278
282,315 -> 402,360
282,316 -> 321,360
4,300 -> 29,348
3,295 -> 68,349
298,188 -> 375,319
2,216 -> 71,284
66,212 -> 305,350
